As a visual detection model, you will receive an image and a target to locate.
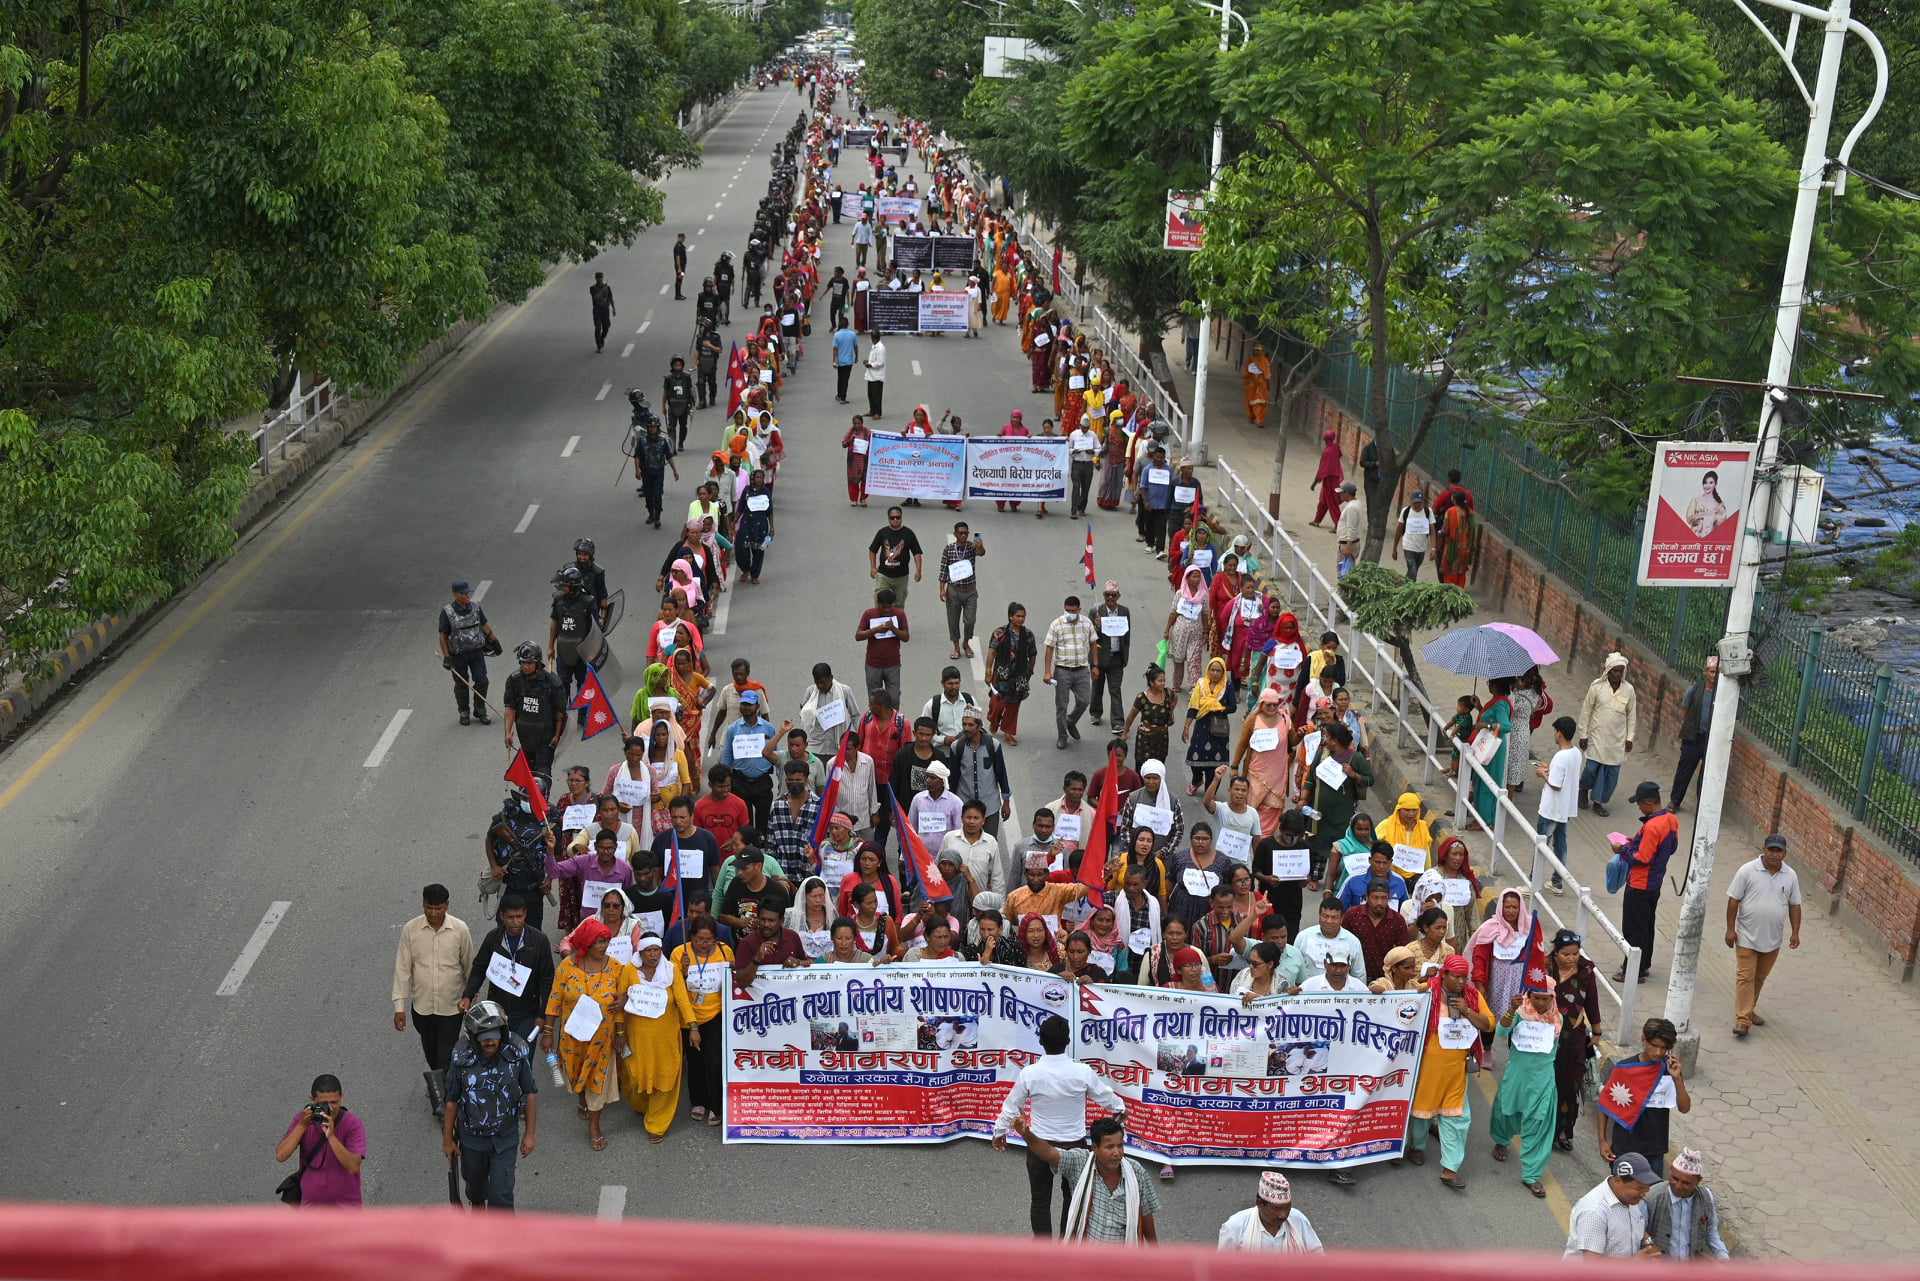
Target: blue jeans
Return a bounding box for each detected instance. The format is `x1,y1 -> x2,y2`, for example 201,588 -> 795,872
1581,759 -> 1621,805
1535,815 -> 1568,886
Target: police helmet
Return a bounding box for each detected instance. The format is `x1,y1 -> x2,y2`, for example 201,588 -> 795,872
554,565 -> 584,590
464,1000 -> 510,1042
721,250 -> 734,261
574,538 -> 596,558
514,641 -> 542,664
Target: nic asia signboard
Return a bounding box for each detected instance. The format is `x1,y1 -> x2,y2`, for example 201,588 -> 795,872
1164,190 -> 1205,251
1635,441 -> 1756,587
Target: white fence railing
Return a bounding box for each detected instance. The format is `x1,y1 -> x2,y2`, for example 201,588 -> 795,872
1211,455 -> 1643,1034
248,379 -> 343,477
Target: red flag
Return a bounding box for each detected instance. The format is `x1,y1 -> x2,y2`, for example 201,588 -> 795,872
1596,1058 -> 1670,1131
1077,746 -> 1121,908
664,825 -> 685,926
569,663 -> 621,742
810,733 -> 850,853
1080,523 -> 1096,587
890,791 -> 951,900
503,750 -> 549,824
1520,915 -> 1551,992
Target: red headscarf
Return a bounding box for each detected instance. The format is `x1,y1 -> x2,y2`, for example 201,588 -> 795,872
1426,953 -> 1484,1035
567,917 -> 614,957
1272,611 -> 1304,649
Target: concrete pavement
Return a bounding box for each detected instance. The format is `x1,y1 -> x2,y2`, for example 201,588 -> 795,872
0,87 -> 1585,1250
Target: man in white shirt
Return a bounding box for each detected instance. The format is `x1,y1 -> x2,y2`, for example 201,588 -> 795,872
992,1015 -> 1126,1236
1564,1153 -> 1659,1259
1725,832 -> 1803,1038
1066,422 -> 1100,518
797,662 -> 862,758
1297,953 -> 1361,994
1217,1170 -> 1325,1253
1295,896 -> 1364,978
1392,488 -> 1433,579
863,332 -> 887,417
1533,715 -> 1582,895
939,805 -> 1005,894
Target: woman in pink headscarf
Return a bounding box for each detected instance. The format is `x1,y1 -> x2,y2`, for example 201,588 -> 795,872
994,409 -> 1031,513
1310,429 -> 1344,527
1162,565 -> 1214,692
1468,887 -> 1534,1025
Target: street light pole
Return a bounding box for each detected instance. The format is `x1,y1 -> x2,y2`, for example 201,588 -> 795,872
1662,0 -> 1885,1059
1186,0 -> 1242,464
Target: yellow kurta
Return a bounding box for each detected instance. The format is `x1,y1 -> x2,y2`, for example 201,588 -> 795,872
547,958 -> 636,1102
620,963 -> 696,1100
1411,1033 -> 1472,1118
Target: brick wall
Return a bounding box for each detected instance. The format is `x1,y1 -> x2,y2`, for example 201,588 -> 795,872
1311,391 -> 1920,973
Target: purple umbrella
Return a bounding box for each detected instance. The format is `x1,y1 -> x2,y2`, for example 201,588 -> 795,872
1421,623 -> 1560,679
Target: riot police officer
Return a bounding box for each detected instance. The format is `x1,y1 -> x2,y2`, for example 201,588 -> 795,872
437,580 -> 501,725
570,539 -> 611,630
694,321 -> 723,409
501,642 -> 566,779
442,1001 -> 539,1210
713,252 -> 736,324
548,568 -> 599,725
695,277 -> 722,329
633,416 -> 680,528
743,239 -> 766,306
662,357 -> 695,447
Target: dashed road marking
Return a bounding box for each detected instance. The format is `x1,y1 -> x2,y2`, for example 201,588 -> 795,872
562,435 -> 580,458
595,382 -> 611,401
513,503 -> 539,534
471,579 -> 492,603
638,321 -> 651,335
596,1185 -> 627,1220
621,343 -> 634,358
214,901 -> 293,995
911,360 -> 923,376
362,709 -> 413,768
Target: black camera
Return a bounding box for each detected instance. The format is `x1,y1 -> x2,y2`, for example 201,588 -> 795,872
306,1101 -> 332,1120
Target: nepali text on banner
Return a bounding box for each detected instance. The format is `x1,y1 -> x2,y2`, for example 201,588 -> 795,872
866,431 -> 967,502
965,436 -> 1069,502
723,963 -> 1074,1144
876,195 -> 923,224
916,290 -> 970,334
1075,984 -> 1430,1168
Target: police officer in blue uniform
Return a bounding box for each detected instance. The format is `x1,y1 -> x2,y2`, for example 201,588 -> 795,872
437,580 -> 502,725
442,1001 -> 538,1210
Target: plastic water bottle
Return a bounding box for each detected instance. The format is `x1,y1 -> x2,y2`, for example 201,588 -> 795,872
545,1051 -> 565,1088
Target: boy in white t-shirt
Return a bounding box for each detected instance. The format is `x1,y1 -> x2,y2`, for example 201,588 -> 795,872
1534,715 -> 1583,894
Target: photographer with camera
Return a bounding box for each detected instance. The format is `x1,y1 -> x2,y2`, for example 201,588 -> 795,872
442,1001 -> 538,1210
273,1074 -> 366,1206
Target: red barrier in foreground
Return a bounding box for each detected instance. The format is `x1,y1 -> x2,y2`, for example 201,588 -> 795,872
0,1206 -> 1907,1281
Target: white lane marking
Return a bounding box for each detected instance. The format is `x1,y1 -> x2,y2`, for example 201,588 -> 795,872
638,321 -> 651,335
595,382 -> 611,401
715,201 -> 725,209
705,213 -> 715,222
659,283 -> 670,295
970,647 -> 986,683
514,503 -> 540,534
214,901 -> 293,996
911,360 -> 923,377
597,1185 -> 628,1220
697,228 -> 706,236
710,576 -> 733,635
472,579 -> 491,603
562,435 -> 580,458
621,342 -> 634,358
362,709 -> 413,768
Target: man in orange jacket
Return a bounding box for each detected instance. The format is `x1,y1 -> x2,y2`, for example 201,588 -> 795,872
1614,780 -> 1678,984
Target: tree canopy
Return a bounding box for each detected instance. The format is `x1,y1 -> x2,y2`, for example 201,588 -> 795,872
851,0 -> 987,122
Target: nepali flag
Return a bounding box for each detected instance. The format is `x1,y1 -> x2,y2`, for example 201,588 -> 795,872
725,342 -> 747,417
569,662 -> 621,741
809,734 -> 851,856
663,824 -> 686,927
1596,1058 -> 1670,1131
890,790 -> 950,901
1080,523 -> 1096,587
1519,915 -> 1552,992
503,749 -> 549,824
1077,746 -> 1121,908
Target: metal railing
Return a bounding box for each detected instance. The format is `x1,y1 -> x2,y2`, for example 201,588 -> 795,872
1212,454 -> 1643,1033
247,379 -> 342,477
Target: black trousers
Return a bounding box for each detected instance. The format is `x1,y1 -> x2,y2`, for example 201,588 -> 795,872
871,783 -> 897,853
867,380 -> 884,417
697,365 -> 718,406
836,364 -> 853,401
412,1010 -> 464,1070
593,310 -> 612,349
738,541 -> 765,581
830,298 -> 847,329
673,265 -> 685,298
1671,736 -> 1708,807
1025,1138 -> 1084,1236
449,651 -> 488,715
1143,507 -> 1170,551
1092,662 -> 1126,723
733,770 -> 774,829
686,1023 -> 723,1112
640,467 -> 665,521
458,1135 -> 518,1209
666,406 -> 689,448
1622,887 -> 1659,977
1070,460 -> 1094,515
515,728 -> 557,782
1270,879 -> 1305,940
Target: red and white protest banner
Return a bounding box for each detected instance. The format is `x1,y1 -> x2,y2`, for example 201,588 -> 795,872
1635,441 -> 1756,587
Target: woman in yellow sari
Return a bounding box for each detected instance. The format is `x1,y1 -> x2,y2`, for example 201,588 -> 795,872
617,932 -> 695,1141
1243,343 -> 1272,426
992,262 -> 1014,325
545,918 -> 637,1151
1375,791 -> 1436,870
666,646 -> 712,774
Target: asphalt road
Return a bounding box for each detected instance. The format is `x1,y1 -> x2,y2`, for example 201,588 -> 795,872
0,83 -> 1600,1247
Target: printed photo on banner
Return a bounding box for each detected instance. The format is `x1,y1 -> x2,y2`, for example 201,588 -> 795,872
1635,440 -> 1756,587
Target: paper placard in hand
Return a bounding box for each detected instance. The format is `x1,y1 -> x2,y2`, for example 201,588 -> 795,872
1441,877 -> 1473,906
823,853 -> 855,888
614,777 -> 648,807
563,994 -> 605,1042
624,983 -> 669,1019
1510,1019 -> 1555,1054
1313,755 -> 1350,791
486,951 -> 532,996
679,848 -> 705,880
606,935 -> 635,965
731,732 -> 766,760
1269,848 -> 1311,880
1128,927 -> 1154,954
1099,614 -> 1129,637
1181,867 -> 1218,897
1273,644 -> 1304,671
1215,828 -> 1251,861
1176,598 -> 1202,620
946,558 -> 974,583
1436,1017 -> 1477,1050
1138,805 -> 1173,835
582,879 -> 623,913
1342,851 -> 1371,882
746,494 -> 771,512
1391,843 -> 1428,875
852,437 -> 870,454
1248,726 -> 1282,753
637,910 -> 665,937
561,802 -> 597,831
1053,813 -> 1083,842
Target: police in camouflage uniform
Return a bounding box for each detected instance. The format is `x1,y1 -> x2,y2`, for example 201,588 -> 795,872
548,568 -> 598,727
442,1001 -> 538,1210
485,795 -> 554,931
437,580 -> 501,725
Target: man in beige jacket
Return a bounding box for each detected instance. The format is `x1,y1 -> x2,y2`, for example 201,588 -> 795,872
1577,652 -> 1637,818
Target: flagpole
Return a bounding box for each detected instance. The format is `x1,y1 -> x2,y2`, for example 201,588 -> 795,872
439,656 -> 500,722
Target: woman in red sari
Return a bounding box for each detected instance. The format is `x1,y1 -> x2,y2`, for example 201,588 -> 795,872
1207,552 -> 1245,652
841,417 -> 872,506
993,410 -> 1031,512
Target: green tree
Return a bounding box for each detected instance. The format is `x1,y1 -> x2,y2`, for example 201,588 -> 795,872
1196,0 -> 1820,562
680,0 -> 762,113
1338,562 -> 1476,702
851,0 -> 986,120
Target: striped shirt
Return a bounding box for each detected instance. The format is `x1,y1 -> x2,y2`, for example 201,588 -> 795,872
1046,612 -> 1097,669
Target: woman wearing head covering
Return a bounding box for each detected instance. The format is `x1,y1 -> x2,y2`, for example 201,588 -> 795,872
1469,887 -> 1534,1033
618,932 -> 694,1142
993,410 -> 1031,513
665,651 -> 712,771
1015,912 -> 1062,971
545,917 -> 637,1151
1435,488 -> 1475,586
1369,944 -> 1423,992
1263,610 -> 1309,723
1488,970 -> 1562,1195
1375,792 -> 1435,869
1546,927 -> 1602,1151
1310,429 -> 1344,527
1327,813 -> 1377,896
1208,553 -> 1246,648
1163,567 -> 1214,693
1243,343 -> 1272,427
1407,954 -> 1493,1188
1232,686 -> 1294,836
1096,406 -> 1130,510
1181,656 -> 1233,796
786,875 -> 836,960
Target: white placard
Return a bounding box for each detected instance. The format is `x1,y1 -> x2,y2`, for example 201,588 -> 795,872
606,935 -> 635,965
1181,867 -> 1219,897
1269,848 -> 1312,880
759,369 -> 775,385
1137,805 -> 1173,835
822,852 -> 855,888
1099,614 -> 1130,637
1173,485 -> 1197,505
947,558 -> 974,583
1273,644 -> 1303,671
815,698 -> 848,730
684,958 -> 723,993
1068,374 -> 1086,390
1128,927 -> 1154,953
1436,1016 -> 1478,1050
1146,467 -> 1172,485
485,951 -> 531,996
1510,1018 -> 1555,1054
1176,598 -> 1202,620
1091,950 -> 1117,974
799,928 -> 833,959
1249,726 -> 1281,753
852,437 -> 870,454
1404,512 -> 1431,536
746,494 -> 772,512
1215,828 -> 1251,861
582,879 -> 623,914
614,777 -> 649,808
1238,597 -> 1262,620
1391,843 -> 1428,875
624,983 -> 669,1019
1493,935 -> 1525,961
781,313 -> 797,325
1041,914 -> 1060,938
1053,813 -> 1083,843
562,994 -> 605,1042
1342,851 -> 1371,881
678,848 -> 704,880
1313,756 -> 1351,792
637,910 -> 665,937
561,802 -> 598,830
732,732 -> 767,760
916,810 -> 950,836
1442,877 -> 1473,907
1649,1076 -> 1677,1109
1300,731 -> 1323,763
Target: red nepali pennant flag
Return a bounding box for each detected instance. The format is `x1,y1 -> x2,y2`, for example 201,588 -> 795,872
1520,915 -> 1552,992
1596,1058 -> 1670,1131
810,733 -> 851,856
1076,746 -> 1121,908
1081,523 -> 1096,587
569,662 -> 621,742
664,825 -> 685,927
890,790 -> 950,900
502,749 -> 549,824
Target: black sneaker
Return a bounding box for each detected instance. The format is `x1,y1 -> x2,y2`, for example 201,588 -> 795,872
474,710 -> 491,725
459,714 -> 472,726
1066,722 -> 1081,740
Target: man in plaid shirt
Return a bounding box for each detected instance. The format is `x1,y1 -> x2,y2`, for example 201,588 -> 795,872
766,759 -> 823,881
1043,594 -> 1098,750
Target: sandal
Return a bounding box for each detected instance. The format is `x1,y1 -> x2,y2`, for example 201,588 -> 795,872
705,1112 -> 721,1127
1440,1172 -> 1467,1192
1405,1148 -> 1426,1166
1492,1144 -> 1508,1163
649,1132 -> 668,1144
1525,1181 -> 1547,1198
591,1134 -> 609,1152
